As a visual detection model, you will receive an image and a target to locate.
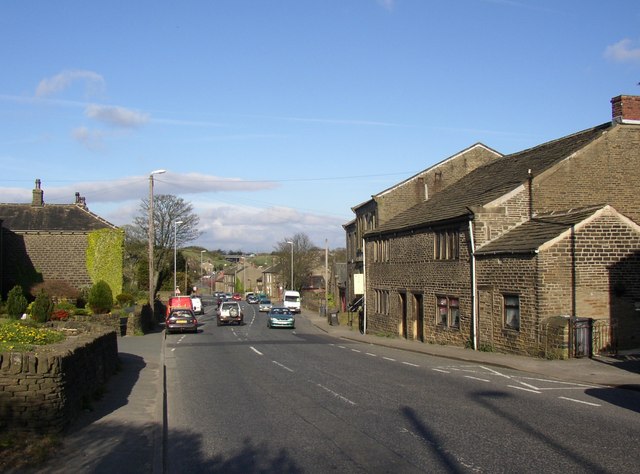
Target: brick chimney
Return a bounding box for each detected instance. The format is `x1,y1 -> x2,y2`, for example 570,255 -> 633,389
611,95 -> 640,124
31,178 -> 44,207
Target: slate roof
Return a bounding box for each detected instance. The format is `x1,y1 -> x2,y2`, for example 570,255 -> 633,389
474,206 -> 606,256
368,122 -> 612,236
0,203 -> 117,232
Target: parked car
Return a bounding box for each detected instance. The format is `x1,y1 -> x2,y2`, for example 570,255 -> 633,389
247,294 -> 259,304
190,295 -> 203,315
217,301 -> 243,326
258,298 -> 273,312
166,308 -> 198,334
267,306 -> 295,329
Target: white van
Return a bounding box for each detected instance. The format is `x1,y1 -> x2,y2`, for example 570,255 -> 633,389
282,290 -> 301,313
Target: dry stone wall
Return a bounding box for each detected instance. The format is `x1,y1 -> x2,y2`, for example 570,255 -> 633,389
0,324 -> 118,434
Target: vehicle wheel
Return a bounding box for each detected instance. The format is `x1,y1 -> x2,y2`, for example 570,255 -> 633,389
216,320 -> 221,326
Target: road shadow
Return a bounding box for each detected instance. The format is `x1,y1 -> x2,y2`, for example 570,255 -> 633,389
584,385 -> 640,413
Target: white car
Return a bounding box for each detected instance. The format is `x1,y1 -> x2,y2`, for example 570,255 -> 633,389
190,296 -> 203,315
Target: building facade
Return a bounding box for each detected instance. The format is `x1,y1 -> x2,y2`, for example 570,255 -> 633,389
352,95 -> 640,357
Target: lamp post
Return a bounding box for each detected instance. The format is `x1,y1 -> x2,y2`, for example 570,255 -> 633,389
200,250 -> 206,293
286,240 -> 294,290
148,169 -> 166,309
173,220 -> 183,296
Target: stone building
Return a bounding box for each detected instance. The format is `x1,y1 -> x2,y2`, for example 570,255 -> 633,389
0,179 -> 123,298
344,144 -> 502,311
349,95 -> 640,357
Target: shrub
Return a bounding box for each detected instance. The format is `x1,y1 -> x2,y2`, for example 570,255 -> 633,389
6,285 -> 28,320
30,280 -> 80,302
116,292 -> 135,308
32,291 -> 54,323
88,280 -> 113,314
73,308 -> 90,316
50,309 -> 70,321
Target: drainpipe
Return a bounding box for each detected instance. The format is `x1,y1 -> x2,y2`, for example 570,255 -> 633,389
362,236 -> 367,335
468,218 -> 478,351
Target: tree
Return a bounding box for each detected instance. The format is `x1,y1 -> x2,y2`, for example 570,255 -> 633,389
133,194 -> 201,300
274,233 -> 319,291
6,285 -> 28,319
88,280 -> 114,314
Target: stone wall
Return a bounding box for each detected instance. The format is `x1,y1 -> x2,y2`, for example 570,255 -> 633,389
0,324 -> 118,434
1,230 -> 92,296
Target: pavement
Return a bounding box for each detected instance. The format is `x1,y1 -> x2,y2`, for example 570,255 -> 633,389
30,309 -> 638,474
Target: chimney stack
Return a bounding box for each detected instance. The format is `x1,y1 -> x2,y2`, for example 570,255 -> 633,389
31,179 -> 44,207
611,95 -> 640,124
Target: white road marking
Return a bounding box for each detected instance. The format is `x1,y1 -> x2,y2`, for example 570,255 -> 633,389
383,357 -> 396,362
314,382 -> 356,405
432,368 -> 449,373
402,362 -> 419,367
479,365 -> 511,379
273,360 -> 294,372
250,346 -> 263,356
558,396 -> 601,406
508,385 -> 541,394
351,349 -> 361,353
365,353 -> 377,357
465,376 -> 490,382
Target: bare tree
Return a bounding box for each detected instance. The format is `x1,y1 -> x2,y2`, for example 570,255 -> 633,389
134,194 -> 201,298
274,233 -> 319,291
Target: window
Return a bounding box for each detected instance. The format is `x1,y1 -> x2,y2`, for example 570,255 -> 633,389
374,289 -> 389,314
434,229 -> 459,260
504,295 -> 520,331
373,238 -> 389,263
437,296 -> 460,328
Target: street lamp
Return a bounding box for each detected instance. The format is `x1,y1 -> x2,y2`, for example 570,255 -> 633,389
286,240 -> 294,290
200,250 -> 206,293
173,220 -> 183,296
148,169 -> 166,309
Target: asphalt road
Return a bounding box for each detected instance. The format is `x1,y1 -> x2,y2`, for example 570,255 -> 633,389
163,301 -> 640,473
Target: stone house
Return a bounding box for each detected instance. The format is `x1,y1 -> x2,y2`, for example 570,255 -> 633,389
344,144 -> 502,310
0,179 -> 123,298
357,95 -> 640,357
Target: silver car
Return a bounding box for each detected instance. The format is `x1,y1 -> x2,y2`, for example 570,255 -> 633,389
258,298 -> 272,312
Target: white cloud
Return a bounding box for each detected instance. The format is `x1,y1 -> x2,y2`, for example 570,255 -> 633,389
0,173 -> 279,205
377,0 -> 395,11
604,38 -> 640,63
72,126 -> 106,151
85,104 -> 150,128
35,70 -> 106,98
0,174 -> 346,252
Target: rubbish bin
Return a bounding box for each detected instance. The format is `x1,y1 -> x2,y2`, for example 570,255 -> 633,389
329,310 -> 339,326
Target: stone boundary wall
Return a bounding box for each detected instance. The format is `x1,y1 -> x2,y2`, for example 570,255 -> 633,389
0,323 -> 118,434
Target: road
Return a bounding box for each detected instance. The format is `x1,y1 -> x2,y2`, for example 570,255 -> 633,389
164,301 -> 640,473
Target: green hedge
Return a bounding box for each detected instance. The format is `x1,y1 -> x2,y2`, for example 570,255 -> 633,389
87,229 -> 124,297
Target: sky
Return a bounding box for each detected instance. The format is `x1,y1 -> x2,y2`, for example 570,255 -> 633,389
1,0 -> 639,253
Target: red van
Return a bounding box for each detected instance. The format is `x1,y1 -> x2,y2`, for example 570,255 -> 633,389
166,296 -> 194,316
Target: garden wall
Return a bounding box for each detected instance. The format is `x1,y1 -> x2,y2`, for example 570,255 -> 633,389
0,323 -> 118,434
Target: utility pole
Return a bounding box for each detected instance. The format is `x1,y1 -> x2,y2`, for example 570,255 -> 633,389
325,239 -> 329,314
